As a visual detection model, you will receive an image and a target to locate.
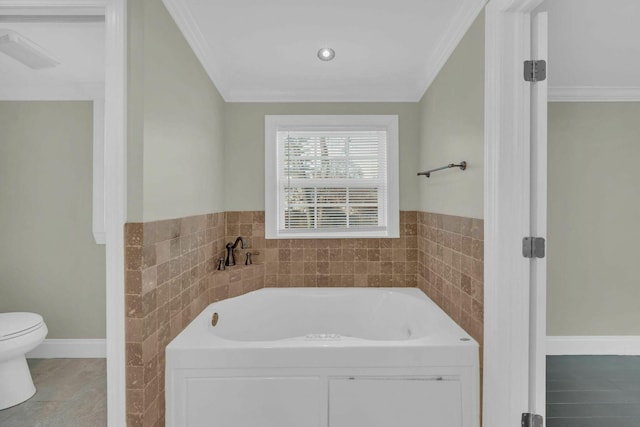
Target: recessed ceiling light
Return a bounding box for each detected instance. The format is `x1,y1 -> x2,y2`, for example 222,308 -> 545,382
0,29 -> 59,69
317,47 -> 335,61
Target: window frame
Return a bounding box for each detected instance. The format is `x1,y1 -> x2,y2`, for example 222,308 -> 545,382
265,115 -> 399,239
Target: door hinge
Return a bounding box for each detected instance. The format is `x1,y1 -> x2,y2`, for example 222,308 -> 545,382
523,237 -> 545,258
522,412 -> 543,427
524,60 -> 547,82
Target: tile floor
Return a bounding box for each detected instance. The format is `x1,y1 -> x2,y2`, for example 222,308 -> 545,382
0,359 -> 106,427
2,356 -> 638,426
547,356 -> 640,427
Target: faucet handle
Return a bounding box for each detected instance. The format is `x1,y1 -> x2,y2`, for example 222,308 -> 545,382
245,252 -> 253,265
216,257 -> 226,271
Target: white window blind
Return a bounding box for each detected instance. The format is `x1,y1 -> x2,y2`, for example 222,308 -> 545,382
265,115 -> 399,239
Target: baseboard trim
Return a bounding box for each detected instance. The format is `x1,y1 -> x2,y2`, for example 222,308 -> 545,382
26,339 -> 106,359
547,336 -> 640,355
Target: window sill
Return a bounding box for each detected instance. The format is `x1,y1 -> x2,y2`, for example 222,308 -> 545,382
266,230 -> 400,239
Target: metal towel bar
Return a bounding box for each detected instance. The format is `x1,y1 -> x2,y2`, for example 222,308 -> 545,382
417,161 -> 467,178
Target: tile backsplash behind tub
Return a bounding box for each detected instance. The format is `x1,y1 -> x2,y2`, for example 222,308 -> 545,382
224,211 -> 418,288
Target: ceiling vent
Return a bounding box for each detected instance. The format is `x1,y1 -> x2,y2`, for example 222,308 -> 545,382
0,29 -> 59,69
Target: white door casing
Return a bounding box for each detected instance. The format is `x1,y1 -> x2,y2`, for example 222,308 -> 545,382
483,0 -> 546,426
529,11 -> 548,417
104,0 -> 127,425
0,88 -> 106,245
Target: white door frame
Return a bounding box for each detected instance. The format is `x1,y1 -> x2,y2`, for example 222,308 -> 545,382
0,1 -> 128,425
529,11 -> 548,418
483,0 -> 545,426
104,0 -> 127,425
0,88 -> 106,245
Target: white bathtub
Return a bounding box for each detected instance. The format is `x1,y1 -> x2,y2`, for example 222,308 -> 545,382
166,288 -> 479,427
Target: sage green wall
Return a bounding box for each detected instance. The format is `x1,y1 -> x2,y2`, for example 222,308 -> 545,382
0,102 -> 106,339
224,103 -> 421,211
417,11 -> 484,219
127,0 -> 226,222
547,102 -> 640,335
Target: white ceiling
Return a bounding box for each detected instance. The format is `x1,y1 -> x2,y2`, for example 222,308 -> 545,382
162,0 -> 486,102
539,0 -> 640,101
2,2 -> 635,103
0,20 -> 105,99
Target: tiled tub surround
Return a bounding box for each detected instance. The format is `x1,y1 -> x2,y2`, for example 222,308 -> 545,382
124,213 -> 266,427
225,211 -> 419,288
124,210 -> 483,427
417,212 -> 484,345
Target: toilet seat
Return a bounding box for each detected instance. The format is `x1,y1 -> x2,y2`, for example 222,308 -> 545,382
0,313 -> 44,342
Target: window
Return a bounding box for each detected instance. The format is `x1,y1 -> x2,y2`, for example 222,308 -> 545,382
265,115 -> 399,239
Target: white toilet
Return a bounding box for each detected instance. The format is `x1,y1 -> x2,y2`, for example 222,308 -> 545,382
0,312 -> 48,410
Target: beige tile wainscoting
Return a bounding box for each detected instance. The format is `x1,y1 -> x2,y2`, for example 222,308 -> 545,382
126,213 -> 226,427
417,212 -> 484,346
124,210 -> 483,427
224,211 -> 418,288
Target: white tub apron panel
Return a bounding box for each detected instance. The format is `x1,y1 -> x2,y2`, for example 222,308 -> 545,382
186,377 -> 322,427
329,377 -> 462,427
166,288 -> 479,427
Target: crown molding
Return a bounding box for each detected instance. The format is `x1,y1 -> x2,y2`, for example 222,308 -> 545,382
161,0 -> 231,101
415,0 -> 487,100
0,14 -> 104,22
549,86 -> 640,102
0,0 -> 105,15
0,82 -> 104,100
226,88 -> 418,103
